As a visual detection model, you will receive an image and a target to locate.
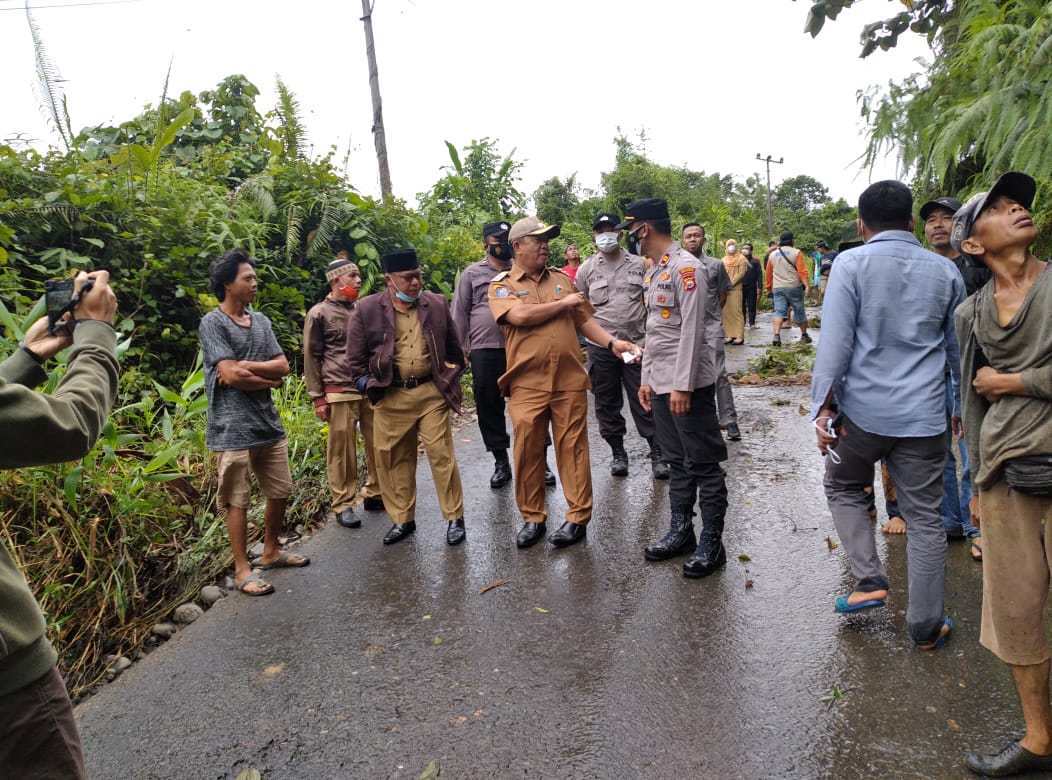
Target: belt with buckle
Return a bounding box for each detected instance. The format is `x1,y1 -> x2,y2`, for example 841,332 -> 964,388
392,375 -> 432,388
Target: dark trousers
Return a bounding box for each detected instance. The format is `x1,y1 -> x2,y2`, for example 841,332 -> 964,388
586,344 -> 655,442
652,386 -> 728,516
469,348 -> 510,453
742,286 -> 758,326
0,667 -> 86,780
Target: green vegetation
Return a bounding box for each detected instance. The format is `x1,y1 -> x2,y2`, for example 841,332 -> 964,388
738,342 -> 817,380
801,0 -> 1052,254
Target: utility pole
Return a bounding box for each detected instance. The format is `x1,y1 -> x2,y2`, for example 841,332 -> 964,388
756,153 -> 783,235
361,0 -> 392,198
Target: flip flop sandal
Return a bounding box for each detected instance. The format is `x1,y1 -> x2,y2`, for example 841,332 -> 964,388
258,550 -> 311,570
918,617 -> 953,651
236,571 -> 274,597
971,542 -> 983,562
834,595 -> 887,613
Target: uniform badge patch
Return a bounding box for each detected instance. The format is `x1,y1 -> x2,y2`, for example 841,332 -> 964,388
656,294 -> 667,304
659,253 -> 671,266
679,267 -> 697,291
644,275 -> 652,285
661,308 -> 671,319
494,286 -> 512,298
659,272 -> 670,281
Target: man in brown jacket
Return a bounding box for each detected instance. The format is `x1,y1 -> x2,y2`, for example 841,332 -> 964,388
303,258 -> 383,529
347,249 -> 467,546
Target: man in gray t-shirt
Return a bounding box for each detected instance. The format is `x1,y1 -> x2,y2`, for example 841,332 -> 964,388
199,249 -> 310,597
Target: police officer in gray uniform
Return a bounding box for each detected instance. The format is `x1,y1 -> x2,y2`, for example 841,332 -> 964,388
681,223 -> 742,441
625,199 -> 730,579
576,212 -> 668,480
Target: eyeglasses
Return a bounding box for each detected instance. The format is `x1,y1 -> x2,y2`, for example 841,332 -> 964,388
392,271 -> 423,282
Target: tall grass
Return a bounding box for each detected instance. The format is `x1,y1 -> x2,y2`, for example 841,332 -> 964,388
1,351 -> 330,697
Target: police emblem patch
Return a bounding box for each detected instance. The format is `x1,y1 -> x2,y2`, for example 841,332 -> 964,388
659,272 -> 670,281
494,286 -> 512,298
656,294 -> 667,304
679,267 -> 697,291
661,309 -> 671,319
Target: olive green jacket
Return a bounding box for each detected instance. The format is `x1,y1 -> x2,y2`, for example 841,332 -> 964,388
0,321 -> 118,696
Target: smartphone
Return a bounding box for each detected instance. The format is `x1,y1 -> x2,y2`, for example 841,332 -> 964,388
45,277 -> 94,335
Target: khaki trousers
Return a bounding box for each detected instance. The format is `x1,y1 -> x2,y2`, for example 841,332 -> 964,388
327,398 -> 381,512
372,382 -> 463,523
508,386 -> 592,525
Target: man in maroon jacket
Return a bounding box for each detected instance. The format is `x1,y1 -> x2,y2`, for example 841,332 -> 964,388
347,249 -> 467,546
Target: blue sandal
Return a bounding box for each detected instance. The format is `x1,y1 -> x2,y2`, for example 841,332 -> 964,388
834,594 -> 887,613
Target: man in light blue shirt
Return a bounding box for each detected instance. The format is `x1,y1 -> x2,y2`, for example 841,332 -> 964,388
811,179 -> 965,650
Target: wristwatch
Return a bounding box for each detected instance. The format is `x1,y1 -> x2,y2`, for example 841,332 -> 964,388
607,338 -> 616,352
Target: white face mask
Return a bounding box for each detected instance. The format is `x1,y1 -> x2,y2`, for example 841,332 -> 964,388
727,244 -> 738,254
595,232 -> 620,253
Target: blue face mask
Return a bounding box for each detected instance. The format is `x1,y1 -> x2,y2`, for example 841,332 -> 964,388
395,289 -> 421,303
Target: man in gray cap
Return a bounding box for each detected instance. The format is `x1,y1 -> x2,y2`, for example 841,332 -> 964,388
628,199 -> 731,578
576,211 -> 668,479
948,172 -> 1052,778
303,257 -> 383,529
347,249 -> 467,547
920,195 -> 988,560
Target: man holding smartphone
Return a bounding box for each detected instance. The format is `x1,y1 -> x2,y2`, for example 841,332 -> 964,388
811,181 -> 964,651
0,271 -> 118,780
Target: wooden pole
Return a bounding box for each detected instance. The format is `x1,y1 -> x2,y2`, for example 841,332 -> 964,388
361,0 -> 392,198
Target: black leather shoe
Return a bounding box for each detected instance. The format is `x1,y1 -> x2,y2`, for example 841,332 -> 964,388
446,518 -> 466,546
610,450 -> 629,477
965,741 -> 1052,777
727,422 -> 742,442
544,465 -> 557,486
516,522 -> 547,548
651,460 -> 670,480
490,460 -> 512,489
363,496 -> 385,511
683,542 -> 727,578
336,507 -> 361,528
382,521 -> 416,545
548,521 -> 587,548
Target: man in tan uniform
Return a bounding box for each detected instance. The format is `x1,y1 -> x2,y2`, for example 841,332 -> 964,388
303,258 -> 383,529
347,249 -> 467,546
489,217 -> 641,549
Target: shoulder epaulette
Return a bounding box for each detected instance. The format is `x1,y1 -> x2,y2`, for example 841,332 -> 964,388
492,271 -> 509,282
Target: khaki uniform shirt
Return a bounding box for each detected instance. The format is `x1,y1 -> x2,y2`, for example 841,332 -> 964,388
641,242 -> 715,394
576,248 -> 647,344
488,263 -> 596,394
393,306 -> 431,379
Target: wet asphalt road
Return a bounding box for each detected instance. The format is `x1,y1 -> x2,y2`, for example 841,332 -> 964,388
76,314 -> 1032,779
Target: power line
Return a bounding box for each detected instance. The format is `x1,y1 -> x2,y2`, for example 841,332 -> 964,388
0,0 -> 145,10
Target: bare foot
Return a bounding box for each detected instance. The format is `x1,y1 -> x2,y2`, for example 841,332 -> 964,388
847,588 -> 888,607
882,516 -> 906,535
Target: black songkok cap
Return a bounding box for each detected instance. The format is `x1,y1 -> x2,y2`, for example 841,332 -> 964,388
381,249 -> 420,274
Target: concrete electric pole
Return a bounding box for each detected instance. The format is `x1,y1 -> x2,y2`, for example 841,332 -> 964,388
756,153 -> 783,235
361,0 -> 392,198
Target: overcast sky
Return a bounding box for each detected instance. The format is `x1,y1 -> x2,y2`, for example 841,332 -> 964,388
0,0 -> 930,208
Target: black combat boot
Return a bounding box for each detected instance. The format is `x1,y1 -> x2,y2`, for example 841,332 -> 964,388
606,436 -> 629,477
490,450 -> 512,489
644,505 -> 696,561
683,514 -> 727,578
647,438 -> 670,480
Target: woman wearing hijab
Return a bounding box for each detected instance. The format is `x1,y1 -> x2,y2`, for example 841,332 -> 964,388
721,239 -> 748,344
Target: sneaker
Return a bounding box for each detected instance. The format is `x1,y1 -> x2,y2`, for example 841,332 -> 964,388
772,335 -> 782,347
800,333 -> 813,344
